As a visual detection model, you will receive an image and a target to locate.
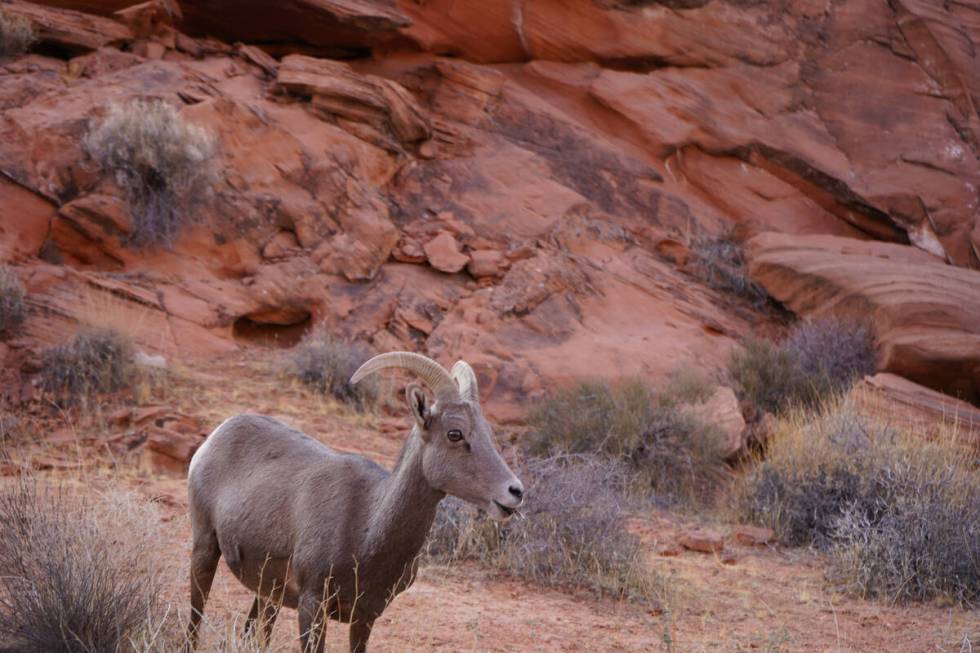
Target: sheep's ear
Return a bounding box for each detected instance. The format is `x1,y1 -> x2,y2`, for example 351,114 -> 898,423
406,382 -> 431,438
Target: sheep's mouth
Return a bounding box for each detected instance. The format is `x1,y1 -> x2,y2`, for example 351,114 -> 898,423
493,500 -> 516,517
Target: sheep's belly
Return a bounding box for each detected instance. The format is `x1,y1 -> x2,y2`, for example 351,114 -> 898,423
225,551 -> 300,608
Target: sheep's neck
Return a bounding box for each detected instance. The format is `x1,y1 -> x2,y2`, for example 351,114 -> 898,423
364,430 -> 443,567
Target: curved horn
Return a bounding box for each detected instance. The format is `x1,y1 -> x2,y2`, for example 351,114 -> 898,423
451,360 -> 479,402
351,352 -> 460,404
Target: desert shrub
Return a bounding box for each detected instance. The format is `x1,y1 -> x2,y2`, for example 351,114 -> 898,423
0,6 -> 36,58
525,379 -> 652,458
525,379 -> 728,505
688,232 -> 770,306
40,327 -> 133,405
0,265 -> 26,338
83,99 -> 217,248
783,316 -> 876,392
288,329 -> 377,409
657,369 -> 714,408
728,337 -> 803,415
0,478 -> 166,652
738,407 -> 891,546
832,475 -> 980,605
628,409 -> 729,505
738,405 -> 980,605
729,316 -> 876,415
426,455 -> 659,601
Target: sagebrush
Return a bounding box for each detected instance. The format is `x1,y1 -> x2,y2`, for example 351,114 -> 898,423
738,404 -> 980,605
0,6 -> 36,57
84,99 -> 217,247
0,265 -> 26,338
40,327 -> 133,405
729,316 -> 876,415
0,479 -> 166,653
288,329 -> 378,409
525,378 -> 728,505
426,455 -> 659,601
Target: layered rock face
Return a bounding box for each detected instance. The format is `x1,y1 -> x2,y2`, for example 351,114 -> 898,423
747,233 -> 980,403
399,0 -> 980,265
1,0 -> 978,419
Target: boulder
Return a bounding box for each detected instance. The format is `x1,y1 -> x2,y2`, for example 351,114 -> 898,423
686,386 -> 746,459
466,249 -> 506,279
392,237 -> 426,264
747,233 -> 980,405
141,426 -> 204,474
138,411 -> 206,475
730,524 -> 775,547
314,232 -> 392,282
423,233 -> 469,274
850,373 -> 980,447
678,529 -> 725,554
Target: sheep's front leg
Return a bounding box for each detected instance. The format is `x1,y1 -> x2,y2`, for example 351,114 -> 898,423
298,591 -> 327,653
349,619 -> 373,653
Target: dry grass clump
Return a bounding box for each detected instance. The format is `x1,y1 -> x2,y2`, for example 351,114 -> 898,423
729,316 -> 876,415
0,265 -> 26,339
0,6 -> 36,58
426,455 -> 659,602
525,379 -> 651,457
39,327 -> 133,406
658,369 -> 714,406
0,477 -> 167,653
688,232 -> 770,307
737,404 -> 980,606
525,378 -> 728,505
288,329 -> 378,409
84,99 -> 217,248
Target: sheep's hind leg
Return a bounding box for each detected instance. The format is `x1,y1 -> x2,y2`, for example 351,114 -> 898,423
349,619 -> 374,653
185,529 -> 220,651
244,596 -> 280,648
298,591 -> 328,653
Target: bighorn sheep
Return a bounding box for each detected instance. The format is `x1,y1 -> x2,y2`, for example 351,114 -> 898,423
185,352 -> 524,653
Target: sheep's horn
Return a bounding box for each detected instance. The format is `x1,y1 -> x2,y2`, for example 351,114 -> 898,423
451,360 -> 479,402
351,352 -> 460,404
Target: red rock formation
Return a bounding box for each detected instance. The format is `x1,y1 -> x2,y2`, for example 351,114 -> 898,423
5,1 -> 133,52
851,373 -> 980,446
1,0 -> 977,422
31,0 -> 409,54
747,233 -> 980,404
277,54 -> 430,149
398,0 -> 980,266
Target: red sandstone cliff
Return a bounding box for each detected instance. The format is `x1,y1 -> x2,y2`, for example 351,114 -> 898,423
1,0 -> 978,420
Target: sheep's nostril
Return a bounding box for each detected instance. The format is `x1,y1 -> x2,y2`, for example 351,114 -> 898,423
508,485 -> 524,501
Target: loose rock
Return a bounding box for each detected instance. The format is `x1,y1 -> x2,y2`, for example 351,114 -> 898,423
424,233 -> 469,274
678,530 -> 725,554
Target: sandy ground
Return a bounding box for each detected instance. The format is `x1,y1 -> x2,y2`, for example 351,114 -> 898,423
4,351 -> 978,652
143,487 -> 976,653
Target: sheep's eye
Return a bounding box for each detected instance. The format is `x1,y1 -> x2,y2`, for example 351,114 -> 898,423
446,429 -> 464,442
